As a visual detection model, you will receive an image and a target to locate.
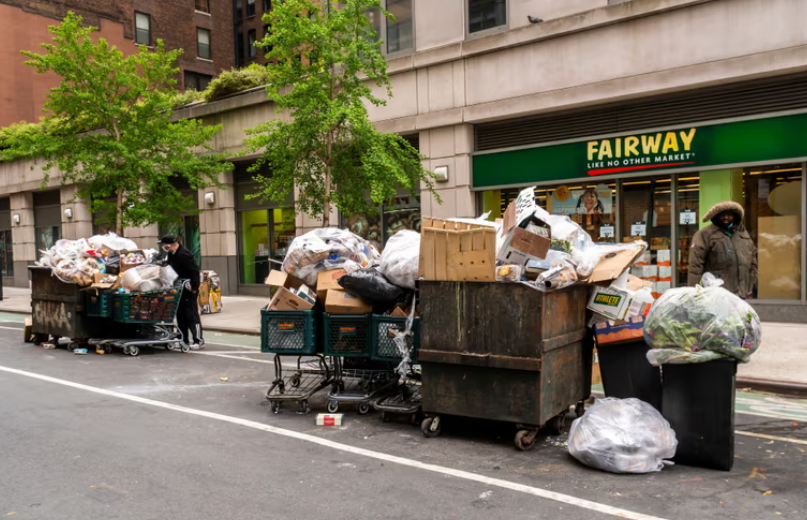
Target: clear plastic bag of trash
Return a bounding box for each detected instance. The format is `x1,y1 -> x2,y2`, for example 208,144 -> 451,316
379,230 -> 420,290
534,253 -> 577,291
568,398 -> 677,474
282,228 -> 380,286
643,272 -> 761,365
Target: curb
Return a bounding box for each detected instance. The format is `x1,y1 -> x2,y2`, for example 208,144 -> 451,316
736,377 -> 807,399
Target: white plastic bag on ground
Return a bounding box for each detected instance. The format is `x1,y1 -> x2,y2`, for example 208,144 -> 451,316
568,398 -> 677,474
379,230 -> 420,290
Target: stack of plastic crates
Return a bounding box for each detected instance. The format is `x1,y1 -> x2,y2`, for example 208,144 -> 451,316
371,315 -> 423,423
86,290 -> 112,318
262,309 -> 332,414
112,286 -> 182,324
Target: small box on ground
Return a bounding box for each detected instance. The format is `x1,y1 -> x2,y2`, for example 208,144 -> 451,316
23,317 -> 33,343
324,289 -> 372,314
316,413 -> 343,426
316,269 -> 347,301
594,316 -> 646,346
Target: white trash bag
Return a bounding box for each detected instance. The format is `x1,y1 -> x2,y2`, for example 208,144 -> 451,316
568,398 -> 677,474
379,230 -> 420,290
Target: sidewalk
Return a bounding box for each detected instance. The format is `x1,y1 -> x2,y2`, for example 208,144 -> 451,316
3,286 -> 805,392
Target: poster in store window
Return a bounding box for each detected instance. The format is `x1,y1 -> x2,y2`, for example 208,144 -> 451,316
679,209 -> 697,225
631,221 -> 647,236
549,184 -> 613,216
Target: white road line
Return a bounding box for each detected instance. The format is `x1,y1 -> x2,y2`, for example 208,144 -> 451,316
0,364 -> 667,520
188,352 -> 276,365
192,351 -> 266,355
0,325 -> 23,331
735,430 -> 807,446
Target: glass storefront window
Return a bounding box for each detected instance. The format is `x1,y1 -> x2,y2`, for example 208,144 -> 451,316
676,176 -> 700,286
239,207 -> 296,284
342,194 -> 421,251
0,230 -> 12,277
35,226 -> 61,257
744,164 -> 803,300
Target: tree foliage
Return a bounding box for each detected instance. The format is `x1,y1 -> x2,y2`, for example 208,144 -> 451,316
0,12 -> 231,235
242,0 -> 439,226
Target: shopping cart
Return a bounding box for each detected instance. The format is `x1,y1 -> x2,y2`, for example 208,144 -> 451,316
265,355 -> 334,414
326,357 -> 399,414
374,373 -> 422,424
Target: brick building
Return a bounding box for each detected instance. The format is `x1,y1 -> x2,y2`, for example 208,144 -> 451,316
233,0 -> 273,67
0,0 -> 235,128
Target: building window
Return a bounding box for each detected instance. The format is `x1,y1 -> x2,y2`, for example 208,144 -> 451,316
236,0 -> 243,21
247,0 -> 256,17
184,71 -> 213,91
248,29 -> 257,59
263,0 -> 271,12
239,208 -> 296,284
197,28 -> 211,59
386,0 -> 413,54
135,12 -> 151,46
195,0 -> 210,13
468,0 -> 507,34
237,32 -> 245,66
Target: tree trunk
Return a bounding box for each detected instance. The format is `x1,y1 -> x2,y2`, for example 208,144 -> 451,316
116,186 -> 124,236
322,164 -> 331,227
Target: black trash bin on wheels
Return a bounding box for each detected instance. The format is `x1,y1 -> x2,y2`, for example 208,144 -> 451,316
596,340 -> 662,412
661,359 -> 738,471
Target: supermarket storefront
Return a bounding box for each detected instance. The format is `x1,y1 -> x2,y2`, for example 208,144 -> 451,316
473,112 -> 807,322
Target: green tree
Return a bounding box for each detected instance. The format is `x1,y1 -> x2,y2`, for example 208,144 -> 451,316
243,0 -> 438,227
0,12 -> 231,235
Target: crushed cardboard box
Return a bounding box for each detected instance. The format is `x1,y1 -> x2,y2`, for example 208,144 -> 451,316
324,289 -> 372,314
497,198 -> 552,266
316,269 -> 347,302
265,270 -> 315,312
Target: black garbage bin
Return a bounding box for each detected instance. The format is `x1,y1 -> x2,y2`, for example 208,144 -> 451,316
597,340 -> 662,412
661,359 -> 737,471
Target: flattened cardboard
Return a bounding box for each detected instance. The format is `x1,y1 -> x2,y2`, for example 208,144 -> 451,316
594,316 -> 646,346
324,289 -> 372,314
585,247 -> 646,284
267,286 -> 315,312
316,269 -> 347,301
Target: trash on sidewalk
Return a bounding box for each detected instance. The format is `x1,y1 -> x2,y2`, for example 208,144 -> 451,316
23,317 -> 33,343
568,397 -> 677,474
316,413 -> 343,426
220,376 -> 229,382
74,348 -> 88,355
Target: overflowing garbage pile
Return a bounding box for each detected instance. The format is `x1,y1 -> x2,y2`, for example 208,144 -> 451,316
568,398 -> 677,474
643,273 -> 762,365
35,233 -> 174,293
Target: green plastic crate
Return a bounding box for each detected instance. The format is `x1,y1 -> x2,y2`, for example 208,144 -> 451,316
323,313 -> 371,358
86,290 -> 112,318
260,309 -> 319,355
112,285 -> 183,324
370,315 -> 420,363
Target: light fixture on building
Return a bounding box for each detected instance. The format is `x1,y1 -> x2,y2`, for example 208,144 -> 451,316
205,192 -> 216,205
12,213 -> 20,224
434,165 -> 449,182
64,208 -> 73,219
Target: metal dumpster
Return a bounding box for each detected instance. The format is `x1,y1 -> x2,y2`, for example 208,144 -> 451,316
418,281 -> 592,450
29,267 -> 109,343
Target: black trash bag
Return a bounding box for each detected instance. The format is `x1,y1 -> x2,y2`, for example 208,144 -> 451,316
106,251 -> 120,275
337,267 -> 404,304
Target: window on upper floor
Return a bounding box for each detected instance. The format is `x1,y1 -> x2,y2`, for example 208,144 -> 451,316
248,29 -> 257,59
468,0 -> 507,34
195,0 -> 210,13
237,32 -> 245,66
184,71 -> 213,91
366,1 -> 414,57
135,12 -> 151,46
236,0 -> 243,21
263,0 -> 271,13
197,28 -> 211,59
247,0 -> 256,17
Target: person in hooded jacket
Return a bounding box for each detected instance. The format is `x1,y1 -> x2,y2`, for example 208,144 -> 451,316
688,201 -> 757,298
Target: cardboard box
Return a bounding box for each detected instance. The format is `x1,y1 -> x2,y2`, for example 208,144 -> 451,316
588,284 -> 634,321
324,289 -> 372,314
316,269 -> 347,301
90,272 -> 120,290
316,413 -> 344,426
584,245 -> 646,284
296,284 -> 317,306
496,200 -> 552,266
120,250 -> 146,273
265,270 -> 315,312
23,317 -> 33,343
594,316 -> 646,346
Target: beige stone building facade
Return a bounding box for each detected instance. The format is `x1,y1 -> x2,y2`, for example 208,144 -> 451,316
2,0 -> 806,321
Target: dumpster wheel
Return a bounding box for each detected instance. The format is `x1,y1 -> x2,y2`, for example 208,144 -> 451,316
420,416 -> 442,438
514,429 -> 538,451
546,413 -> 567,436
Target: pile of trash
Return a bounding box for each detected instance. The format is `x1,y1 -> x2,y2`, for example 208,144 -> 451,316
643,273 -> 762,365
281,228 -> 380,287
36,233 -> 168,293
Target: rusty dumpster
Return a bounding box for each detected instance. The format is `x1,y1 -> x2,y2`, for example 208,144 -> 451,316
29,266 -> 109,342
418,281 -> 592,451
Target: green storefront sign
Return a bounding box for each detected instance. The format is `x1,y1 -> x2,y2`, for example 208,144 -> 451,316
473,112 -> 807,188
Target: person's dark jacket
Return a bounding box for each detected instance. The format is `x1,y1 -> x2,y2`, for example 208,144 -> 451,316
688,201 -> 757,297
167,245 -> 201,293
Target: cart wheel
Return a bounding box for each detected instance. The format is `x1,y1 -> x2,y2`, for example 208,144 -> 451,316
180,344 -> 190,353
104,345 -> 113,354
546,413 -> 567,436
123,346 -> 130,355
380,412 -> 389,422
575,401 -> 585,418
297,400 -> 310,415
327,400 -> 339,414
290,374 -> 302,388
514,429 -> 537,451
271,401 -> 281,414
129,346 -> 140,357
421,417 -> 442,438
358,402 -> 371,415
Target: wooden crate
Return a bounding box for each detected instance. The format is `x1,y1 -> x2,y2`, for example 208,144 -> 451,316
419,218 -> 496,282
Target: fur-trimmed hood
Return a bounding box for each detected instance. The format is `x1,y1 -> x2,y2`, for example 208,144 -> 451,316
703,201 -> 744,223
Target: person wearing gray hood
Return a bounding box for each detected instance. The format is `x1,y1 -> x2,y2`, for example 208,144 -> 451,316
688,201 -> 757,298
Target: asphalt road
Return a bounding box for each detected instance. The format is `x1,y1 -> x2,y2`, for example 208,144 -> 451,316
1,315 -> 806,520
